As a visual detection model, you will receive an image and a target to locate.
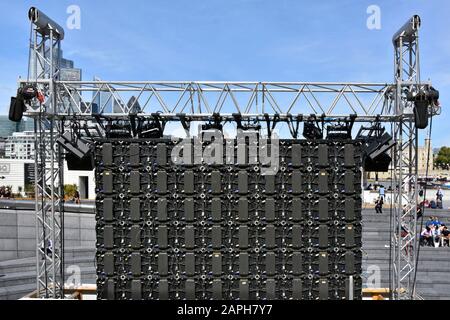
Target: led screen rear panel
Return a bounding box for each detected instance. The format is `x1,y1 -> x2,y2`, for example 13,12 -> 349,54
94,138 -> 363,300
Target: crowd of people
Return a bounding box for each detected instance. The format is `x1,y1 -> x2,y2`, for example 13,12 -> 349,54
370,184 -> 449,247
420,216 -> 450,247
0,186 -> 12,198
372,185 -> 446,215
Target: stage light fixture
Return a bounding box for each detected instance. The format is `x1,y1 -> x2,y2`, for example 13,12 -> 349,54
362,152 -> 392,172
57,131 -> 91,159
66,152 -> 94,171
9,85 -> 38,122
105,122 -> 133,139
57,131 -> 94,171
407,87 -> 440,129
325,116 -> 356,140
303,116 -> 323,140
357,122 -> 394,172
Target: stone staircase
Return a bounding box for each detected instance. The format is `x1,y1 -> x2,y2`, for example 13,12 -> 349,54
362,208 -> 450,300
0,247 -> 96,300
1,209 -> 449,300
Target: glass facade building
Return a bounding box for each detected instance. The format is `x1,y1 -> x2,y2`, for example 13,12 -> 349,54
92,76 -> 113,113
0,116 -> 35,139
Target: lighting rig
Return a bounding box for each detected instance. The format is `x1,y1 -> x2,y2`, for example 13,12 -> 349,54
356,120 -> 395,172
10,7 -> 441,299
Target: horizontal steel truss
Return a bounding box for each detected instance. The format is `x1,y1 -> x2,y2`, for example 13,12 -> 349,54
22,11 -> 437,301
22,78 -> 431,300
21,80 -> 419,119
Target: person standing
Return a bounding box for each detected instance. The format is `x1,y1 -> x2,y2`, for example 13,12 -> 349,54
436,187 -> 444,209
74,190 -> 81,204
5,187 -> 11,198
379,185 -> 385,200
375,196 -> 383,214
40,239 -> 53,259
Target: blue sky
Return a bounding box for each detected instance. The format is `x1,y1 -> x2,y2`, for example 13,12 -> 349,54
0,0 -> 449,146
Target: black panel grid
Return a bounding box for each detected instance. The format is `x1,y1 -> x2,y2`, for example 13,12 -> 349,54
95,139 -> 363,300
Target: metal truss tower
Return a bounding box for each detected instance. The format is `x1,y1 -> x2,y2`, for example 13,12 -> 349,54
27,7 -> 65,298
22,8 -> 438,299
390,15 -> 427,300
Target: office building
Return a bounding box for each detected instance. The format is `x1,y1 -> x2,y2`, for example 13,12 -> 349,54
5,131 -> 36,160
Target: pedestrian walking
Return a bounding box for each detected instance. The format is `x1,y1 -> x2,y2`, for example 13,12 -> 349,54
375,196 -> 384,213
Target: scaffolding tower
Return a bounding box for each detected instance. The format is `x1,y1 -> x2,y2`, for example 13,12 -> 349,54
22,8 -> 438,299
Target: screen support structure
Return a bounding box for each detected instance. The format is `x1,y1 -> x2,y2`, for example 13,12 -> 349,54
28,23 -> 65,298
391,15 -> 424,300
22,11 -> 438,299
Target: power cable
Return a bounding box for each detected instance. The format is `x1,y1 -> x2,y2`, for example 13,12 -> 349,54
388,121 -> 394,300
59,119 -> 66,298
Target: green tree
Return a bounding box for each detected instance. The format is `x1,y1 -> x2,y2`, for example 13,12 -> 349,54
435,147 -> 450,169
64,184 -> 78,198
24,183 -> 34,193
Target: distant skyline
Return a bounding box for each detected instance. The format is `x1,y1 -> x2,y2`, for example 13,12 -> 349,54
0,0 -> 449,147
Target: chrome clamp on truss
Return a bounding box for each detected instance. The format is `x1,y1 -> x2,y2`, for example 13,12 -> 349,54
18,7 -> 439,299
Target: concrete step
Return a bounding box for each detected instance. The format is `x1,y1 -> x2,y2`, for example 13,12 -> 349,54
64,247 -> 96,259
361,248 -> 390,254
0,282 -> 36,300
361,270 -> 450,282
362,221 -> 445,227
0,246 -> 97,300
0,247 -> 96,264
361,244 -> 392,250
363,241 -> 392,247
359,286 -> 450,300
362,209 -> 449,217
0,276 -> 96,300
362,261 -> 450,269
362,264 -> 450,272
0,257 -> 35,274
362,249 -> 450,258
413,288 -> 450,300
362,231 -> 391,237
361,206 -> 450,300
362,227 -> 393,232
360,274 -> 450,288
362,243 -> 450,252
0,266 -> 96,287
0,270 -> 38,287
0,256 -> 96,274
417,279 -> 450,286
361,217 -> 393,223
